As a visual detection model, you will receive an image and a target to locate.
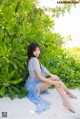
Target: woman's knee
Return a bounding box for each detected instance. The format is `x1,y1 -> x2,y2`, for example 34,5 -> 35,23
55,83 -> 63,89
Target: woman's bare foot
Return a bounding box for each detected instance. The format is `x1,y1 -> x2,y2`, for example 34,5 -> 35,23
66,92 -> 77,99
63,101 -> 75,113
69,95 -> 77,99
68,94 -> 77,99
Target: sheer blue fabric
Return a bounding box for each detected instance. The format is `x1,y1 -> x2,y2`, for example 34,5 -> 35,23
24,57 -> 51,113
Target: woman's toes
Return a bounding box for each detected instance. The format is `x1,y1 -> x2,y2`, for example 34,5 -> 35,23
63,102 -> 75,113
70,95 -> 77,99
69,108 -> 75,113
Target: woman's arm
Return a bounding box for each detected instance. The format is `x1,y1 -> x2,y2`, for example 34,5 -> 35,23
35,70 -> 61,87
41,64 -> 60,81
41,64 -> 52,76
35,70 -> 54,84
32,57 -> 60,85
32,58 -> 54,84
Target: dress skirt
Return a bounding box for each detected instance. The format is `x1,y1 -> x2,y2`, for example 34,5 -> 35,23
24,78 -> 51,114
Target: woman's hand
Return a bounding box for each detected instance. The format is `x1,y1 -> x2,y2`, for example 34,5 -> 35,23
50,74 -> 62,87
50,74 -> 60,81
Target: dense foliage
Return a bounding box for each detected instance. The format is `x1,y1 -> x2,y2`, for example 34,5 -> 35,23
0,0 -> 80,99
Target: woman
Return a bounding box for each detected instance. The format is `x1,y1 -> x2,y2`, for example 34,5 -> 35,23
24,42 -> 77,113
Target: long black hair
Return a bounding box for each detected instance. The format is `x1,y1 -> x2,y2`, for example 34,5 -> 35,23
27,42 -> 40,61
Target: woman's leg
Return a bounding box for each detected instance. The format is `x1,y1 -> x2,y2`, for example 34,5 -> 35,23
55,85 -> 75,113
51,77 -> 77,98
39,81 -> 75,113
40,82 -> 51,92
57,79 -> 77,98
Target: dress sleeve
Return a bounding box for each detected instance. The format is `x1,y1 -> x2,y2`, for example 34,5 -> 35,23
41,64 -> 50,76
32,57 -> 41,72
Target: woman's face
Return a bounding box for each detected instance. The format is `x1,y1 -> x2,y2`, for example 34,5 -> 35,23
33,47 -> 40,58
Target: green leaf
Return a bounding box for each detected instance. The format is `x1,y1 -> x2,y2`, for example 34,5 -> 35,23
8,87 -> 16,100
17,87 -> 28,98
13,59 -> 25,70
8,78 -> 23,84
8,71 -> 15,79
11,85 -> 21,94
0,86 -> 6,96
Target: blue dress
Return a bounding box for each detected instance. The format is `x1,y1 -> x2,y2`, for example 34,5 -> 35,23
24,57 -> 51,113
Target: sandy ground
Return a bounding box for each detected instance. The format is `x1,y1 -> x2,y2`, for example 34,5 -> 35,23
0,88 -> 80,119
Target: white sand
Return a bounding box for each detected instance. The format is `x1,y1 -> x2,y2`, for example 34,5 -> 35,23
0,88 -> 80,119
